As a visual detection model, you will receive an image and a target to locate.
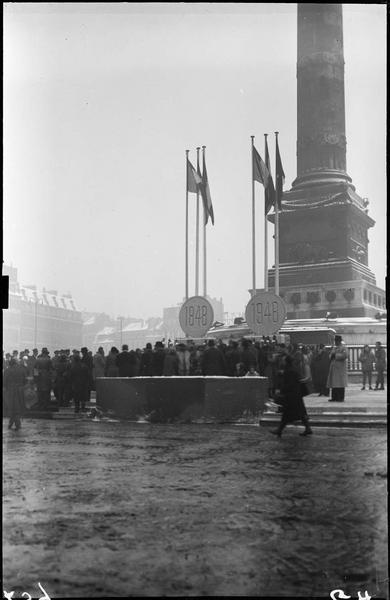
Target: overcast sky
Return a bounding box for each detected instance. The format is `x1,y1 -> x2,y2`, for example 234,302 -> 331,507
3,3 -> 386,319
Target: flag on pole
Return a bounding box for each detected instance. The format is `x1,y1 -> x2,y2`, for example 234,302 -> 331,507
253,145 -> 275,214
187,158 -> 202,193
201,151 -> 214,225
264,137 -> 276,215
275,135 -> 285,209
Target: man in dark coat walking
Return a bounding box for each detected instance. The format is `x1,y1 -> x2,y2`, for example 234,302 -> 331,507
201,339 -> 227,376
271,355 -> 312,438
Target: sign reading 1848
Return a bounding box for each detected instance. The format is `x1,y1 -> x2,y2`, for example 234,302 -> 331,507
245,291 -> 286,337
179,296 -> 214,338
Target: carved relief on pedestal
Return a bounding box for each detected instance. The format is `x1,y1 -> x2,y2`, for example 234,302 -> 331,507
288,242 -> 331,264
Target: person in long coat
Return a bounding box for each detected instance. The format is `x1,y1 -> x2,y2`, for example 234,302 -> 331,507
327,335 -> 348,402
201,339 -> 227,376
311,344 -> 330,396
271,355 -> 312,438
4,358 -> 27,430
358,344 -> 375,390
69,354 -> 90,413
374,341 -> 386,390
54,352 -> 69,406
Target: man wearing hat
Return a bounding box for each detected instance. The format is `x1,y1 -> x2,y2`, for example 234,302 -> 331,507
374,341 -> 386,390
326,335 -> 348,402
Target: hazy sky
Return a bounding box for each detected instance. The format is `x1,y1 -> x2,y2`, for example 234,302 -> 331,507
3,3 -> 386,319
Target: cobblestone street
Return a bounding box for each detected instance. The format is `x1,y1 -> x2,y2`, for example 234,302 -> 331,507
3,418 -> 387,598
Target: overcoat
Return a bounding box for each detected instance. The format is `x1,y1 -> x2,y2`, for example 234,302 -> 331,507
201,346 -> 227,376
327,343 -> 348,388
93,353 -> 106,379
280,367 -> 308,423
358,350 -> 375,372
105,352 -> 119,377
311,349 -> 330,390
4,363 -> 27,417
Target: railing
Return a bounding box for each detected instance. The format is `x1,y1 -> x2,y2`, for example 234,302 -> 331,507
347,345 -> 387,373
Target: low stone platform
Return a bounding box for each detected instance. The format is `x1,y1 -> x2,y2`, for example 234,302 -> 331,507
96,376 -> 268,422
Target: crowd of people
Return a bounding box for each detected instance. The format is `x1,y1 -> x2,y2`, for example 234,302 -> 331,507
3,337 -> 386,430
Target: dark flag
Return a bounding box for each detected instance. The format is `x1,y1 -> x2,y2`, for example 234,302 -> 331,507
201,152 -> 214,225
253,145 -> 275,214
275,135 -> 285,209
264,137 -> 276,215
187,158 -> 202,194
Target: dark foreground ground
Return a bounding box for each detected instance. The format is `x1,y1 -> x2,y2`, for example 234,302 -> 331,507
3,419 -> 388,598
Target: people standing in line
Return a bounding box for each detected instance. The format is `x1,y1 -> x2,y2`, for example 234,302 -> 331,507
358,344 -> 376,390
327,335 -> 348,402
4,358 -> 27,430
105,347 -> 120,377
139,343 -> 153,376
311,344 -> 330,397
270,354 -> 313,438
93,347 -> 106,386
201,339 -> 227,376
35,348 -> 53,410
69,354 -> 90,413
374,341 -> 386,390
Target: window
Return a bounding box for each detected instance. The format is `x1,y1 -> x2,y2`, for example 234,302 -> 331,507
363,289 -> 367,301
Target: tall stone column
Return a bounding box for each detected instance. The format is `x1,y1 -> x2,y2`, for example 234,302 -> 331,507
265,3 -> 384,319
294,3 -> 350,188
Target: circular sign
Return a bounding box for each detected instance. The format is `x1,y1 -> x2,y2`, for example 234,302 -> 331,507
245,292 -> 287,336
179,296 -> 214,338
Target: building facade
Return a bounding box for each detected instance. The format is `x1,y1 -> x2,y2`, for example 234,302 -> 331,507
3,265 -> 83,353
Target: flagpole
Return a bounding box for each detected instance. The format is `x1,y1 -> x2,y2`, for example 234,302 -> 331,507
195,147 -> 200,296
251,136 -> 256,297
185,149 -> 189,300
202,145 -> 207,297
274,132 -> 280,296
264,134 -> 269,292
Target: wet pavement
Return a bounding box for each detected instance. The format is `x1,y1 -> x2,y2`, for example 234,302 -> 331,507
3,418 -> 388,598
